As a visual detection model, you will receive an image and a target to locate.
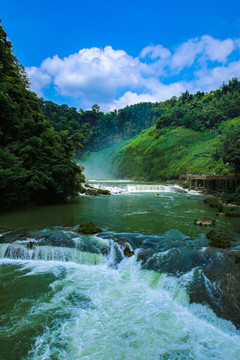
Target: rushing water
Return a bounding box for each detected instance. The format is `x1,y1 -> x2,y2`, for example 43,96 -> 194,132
0,181 -> 240,360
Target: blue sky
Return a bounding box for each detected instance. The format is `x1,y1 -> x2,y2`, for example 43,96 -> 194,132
2,0 -> 240,111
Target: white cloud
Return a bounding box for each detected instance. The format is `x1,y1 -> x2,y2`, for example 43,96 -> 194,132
107,82 -> 187,111
171,38 -> 203,70
194,61 -> 240,91
201,35 -> 234,62
140,44 -> 171,60
26,35 -> 240,111
26,66 -> 52,96
171,35 -> 235,71
39,46 -> 148,104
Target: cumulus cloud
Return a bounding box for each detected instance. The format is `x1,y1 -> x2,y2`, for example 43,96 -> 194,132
26,35 -> 240,111
140,44 -> 171,60
194,61 -> 240,91
202,35 -> 234,62
26,66 -> 52,96
171,35 -> 235,71
38,46 -> 148,104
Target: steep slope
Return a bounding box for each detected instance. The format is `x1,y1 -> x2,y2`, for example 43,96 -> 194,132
112,118 -> 240,180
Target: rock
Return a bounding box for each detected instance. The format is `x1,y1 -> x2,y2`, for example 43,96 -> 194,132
176,188 -> 188,193
222,207 -> 240,217
195,217 -> 215,226
216,213 -> 225,217
26,240 -> 37,249
97,189 -> 111,195
85,189 -> 99,196
44,234 -> 76,247
79,185 -> 86,194
78,222 -> 103,234
123,244 -> 134,257
204,198 -> 223,212
206,229 -> 231,248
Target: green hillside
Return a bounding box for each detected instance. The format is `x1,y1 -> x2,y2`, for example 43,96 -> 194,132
112,118 -> 240,180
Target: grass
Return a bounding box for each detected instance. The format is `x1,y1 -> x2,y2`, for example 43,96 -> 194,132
112,119 -> 240,180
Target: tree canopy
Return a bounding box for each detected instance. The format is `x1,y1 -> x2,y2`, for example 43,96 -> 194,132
0,22 -> 84,210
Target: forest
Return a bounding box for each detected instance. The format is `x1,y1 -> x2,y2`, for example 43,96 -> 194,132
0,22 -> 84,211
1,20 -> 240,211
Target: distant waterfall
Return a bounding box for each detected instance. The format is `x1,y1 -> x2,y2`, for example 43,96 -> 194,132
90,183 -> 177,193
127,184 -> 173,192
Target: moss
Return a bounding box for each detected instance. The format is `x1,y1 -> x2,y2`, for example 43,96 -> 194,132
206,229 -> 231,248
78,222 -> 103,234
222,207 -> 240,217
79,185 -> 86,194
204,198 -> 224,212
97,189 -> 111,195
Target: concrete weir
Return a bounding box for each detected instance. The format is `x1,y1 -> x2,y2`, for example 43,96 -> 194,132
181,175 -> 240,193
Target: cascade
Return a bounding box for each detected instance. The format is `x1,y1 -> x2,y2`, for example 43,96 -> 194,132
0,243 -> 103,265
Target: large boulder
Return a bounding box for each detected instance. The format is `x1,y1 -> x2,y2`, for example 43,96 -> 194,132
206,229 -> 231,248
78,222 -> 103,234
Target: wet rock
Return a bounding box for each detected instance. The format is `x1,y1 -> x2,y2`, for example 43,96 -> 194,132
187,247 -> 240,329
222,207 -> 240,217
78,222 -> 103,234
26,240 -> 37,249
195,217 -> 214,226
43,234 -> 76,247
204,197 -> 223,212
85,189 -> 99,196
79,185 -> 86,194
123,244 -> 134,257
97,189 -> 111,195
175,188 -> 188,193
206,229 -> 231,248
113,236 -> 135,257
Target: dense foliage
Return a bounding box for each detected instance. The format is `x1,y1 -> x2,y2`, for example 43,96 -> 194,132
40,100 -> 159,152
0,22 -> 84,210
155,81 -> 240,132
222,122 -> 240,174
40,78 -> 240,169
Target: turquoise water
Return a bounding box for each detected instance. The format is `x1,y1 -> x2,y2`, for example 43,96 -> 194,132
0,182 -> 240,359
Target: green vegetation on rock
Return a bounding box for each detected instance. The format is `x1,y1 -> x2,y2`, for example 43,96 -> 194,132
78,222 -> 103,234
206,229 -> 231,248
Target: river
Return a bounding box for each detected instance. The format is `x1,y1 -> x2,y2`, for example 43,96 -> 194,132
0,181 -> 240,359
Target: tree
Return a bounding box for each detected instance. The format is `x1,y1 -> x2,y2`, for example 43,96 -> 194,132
92,104 -> 100,113
222,124 -> 240,174
0,22 -> 84,210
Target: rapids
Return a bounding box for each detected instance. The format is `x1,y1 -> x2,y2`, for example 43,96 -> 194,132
1,181 -> 240,359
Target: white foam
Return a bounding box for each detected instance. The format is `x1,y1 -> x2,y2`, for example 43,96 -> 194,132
22,257 -> 240,360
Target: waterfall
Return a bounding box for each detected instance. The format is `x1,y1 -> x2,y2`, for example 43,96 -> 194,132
89,183 -> 178,194
127,184 -> 175,192
0,243 -> 103,265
